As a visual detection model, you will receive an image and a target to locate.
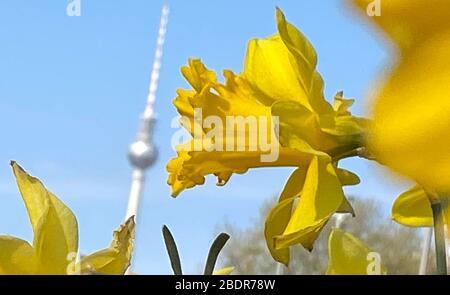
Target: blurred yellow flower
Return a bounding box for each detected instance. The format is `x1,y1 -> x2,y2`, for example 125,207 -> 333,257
168,8 -> 368,265
0,162 -> 134,275
352,0 -> 450,193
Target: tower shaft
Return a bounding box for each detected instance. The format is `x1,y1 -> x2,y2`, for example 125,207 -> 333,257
125,4 -> 169,221
125,4 -> 169,273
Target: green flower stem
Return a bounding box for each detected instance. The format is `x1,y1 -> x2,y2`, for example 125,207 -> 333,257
331,149 -> 360,162
431,200 -> 448,275
331,147 -> 375,162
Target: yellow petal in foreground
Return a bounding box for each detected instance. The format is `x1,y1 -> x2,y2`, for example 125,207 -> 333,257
327,228 -> 387,275
11,161 -> 78,274
0,236 -> 39,274
79,217 -> 135,275
352,0 -> 450,52
392,186 -> 433,227
1,162 -> 136,275
370,29 -> 450,193
213,267 -> 234,275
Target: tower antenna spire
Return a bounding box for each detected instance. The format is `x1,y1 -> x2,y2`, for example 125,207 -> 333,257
125,3 -> 169,269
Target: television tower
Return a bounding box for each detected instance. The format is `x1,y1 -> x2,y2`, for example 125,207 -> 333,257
125,3 -> 169,247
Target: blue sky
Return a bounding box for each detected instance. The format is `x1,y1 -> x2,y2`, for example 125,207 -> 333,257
0,0 -> 413,274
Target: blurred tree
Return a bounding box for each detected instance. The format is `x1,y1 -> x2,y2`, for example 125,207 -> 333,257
218,197 -> 436,275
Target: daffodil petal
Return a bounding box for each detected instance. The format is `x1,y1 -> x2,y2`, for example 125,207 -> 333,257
392,186 -> 433,227
181,58 -> 217,92
79,217 -> 135,275
333,91 -> 354,116
275,156 -> 345,251
337,197 -> 356,217
177,59 -> 270,126
213,267 -> 234,275
276,219 -> 328,252
275,7 -> 334,115
336,167 -> 360,186
271,100 -> 335,151
272,99 -> 366,156
0,236 -> 39,274
264,168 -> 307,265
264,199 -> 295,266
279,168 -> 307,201
11,162 -> 78,274
243,35 -> 310,108
327,228 -> 387,275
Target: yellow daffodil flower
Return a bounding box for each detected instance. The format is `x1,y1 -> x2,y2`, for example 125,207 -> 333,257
0,162 -> 134,275
327,228 -> 387,275
168,8 -> 368,265
167,56 -> 317,197
352,0 -> 450,193
351,0 -> 450,238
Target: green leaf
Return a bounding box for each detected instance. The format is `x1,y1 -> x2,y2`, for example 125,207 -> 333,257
162,225 -> 183,275
203,233 -> 230,275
